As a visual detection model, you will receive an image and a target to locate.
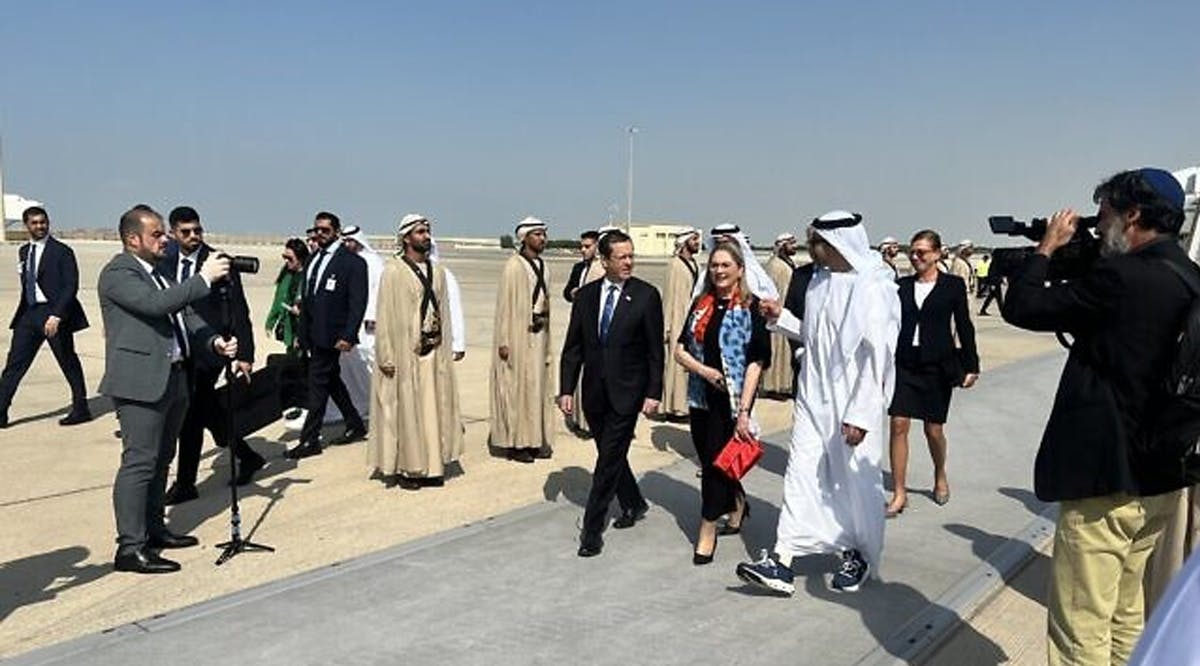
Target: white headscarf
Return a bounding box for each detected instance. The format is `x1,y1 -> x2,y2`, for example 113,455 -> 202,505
804,210 -> 901,398
341,225 -> 378,254
515,216 -> 548,243
674,227 -> 699,249
397,213 -> 428,239
694,224 -> 779,300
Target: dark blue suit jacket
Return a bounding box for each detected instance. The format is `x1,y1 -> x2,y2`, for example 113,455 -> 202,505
158,242 -> 256,367
12,236 -> 89,332
299,243 -> 368,350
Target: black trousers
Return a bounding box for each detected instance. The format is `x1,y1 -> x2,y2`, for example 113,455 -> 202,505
0,305 -> 87,414
300,346 -> 364,445
175,365 -> 265,487
689,407 -> 744,521
581,392 -> 646,537
980,281 -> 1004,314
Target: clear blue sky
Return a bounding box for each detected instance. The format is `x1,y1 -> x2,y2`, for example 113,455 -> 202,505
3,1 -> 1197,244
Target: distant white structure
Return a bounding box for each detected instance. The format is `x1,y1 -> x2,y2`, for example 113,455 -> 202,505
628,222 -> 693,257
1173,166 -> 1200,263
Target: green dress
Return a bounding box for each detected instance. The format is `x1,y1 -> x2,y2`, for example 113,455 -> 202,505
266,270 -> 303,355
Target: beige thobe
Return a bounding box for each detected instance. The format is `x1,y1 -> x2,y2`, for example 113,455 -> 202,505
489,253 -> 555,450
762,255 -> 796,395
368,257 -> 464,478
660,253 -> 699,416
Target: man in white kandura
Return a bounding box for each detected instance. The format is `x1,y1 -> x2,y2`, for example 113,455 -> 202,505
736,210 -> 900,594
331,224 -> 384,421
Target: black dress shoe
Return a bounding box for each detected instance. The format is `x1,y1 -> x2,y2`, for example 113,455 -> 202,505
0,413 -> 9,429
396,476 -> 422,491
148,531 -> 199,549
578,534 -> 604,557
114,548 -> 181,574
234,456 -> 267,486
163,482 -> 199,506
285,442 -> 323,460
612,505 -> 649,529
508,449 -> 535,464
534,446 -> 553,459
59,409 -> 93,426
330,426 -> 367,446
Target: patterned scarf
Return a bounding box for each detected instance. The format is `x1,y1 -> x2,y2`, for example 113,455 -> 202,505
686,293 -> 753,416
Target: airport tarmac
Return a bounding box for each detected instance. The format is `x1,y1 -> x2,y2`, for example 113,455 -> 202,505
0,240 -> 1061,662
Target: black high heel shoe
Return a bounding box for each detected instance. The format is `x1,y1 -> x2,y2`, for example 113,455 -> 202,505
717,500 -> 751,536
693,539 -> 717,565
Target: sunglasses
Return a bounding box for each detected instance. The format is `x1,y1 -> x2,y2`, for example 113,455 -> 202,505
314,226 -> 335,235
177,226 -> 204,237
909,248 -> 936,258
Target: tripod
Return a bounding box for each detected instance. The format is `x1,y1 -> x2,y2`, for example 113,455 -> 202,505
214,280 -> 274,566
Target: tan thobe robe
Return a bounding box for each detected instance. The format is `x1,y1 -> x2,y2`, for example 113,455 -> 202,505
369,257 -> 464,478
763,254 -> 796,395
489,253 -> 555,450
660,253 -> 699,416
569,259 -> 605,432
1144,486 -> 1200,612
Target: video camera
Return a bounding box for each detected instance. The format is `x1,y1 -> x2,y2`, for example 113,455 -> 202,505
987,215 -> 1100,281
216,253 -> 260,274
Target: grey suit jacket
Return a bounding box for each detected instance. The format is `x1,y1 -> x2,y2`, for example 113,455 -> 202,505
98,251 -> 217,403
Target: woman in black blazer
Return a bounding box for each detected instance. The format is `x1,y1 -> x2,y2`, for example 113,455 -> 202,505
886,230 -> 979,517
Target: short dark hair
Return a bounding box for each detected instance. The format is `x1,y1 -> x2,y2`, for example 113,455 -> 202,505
119,204 -> 160,242
580,230 -> 600,241
1093,170 -> 1186,234
910,229 -> 943,250
168,206 -> 200,227
598,229 -> 632,259
22,206 -> 48,223
314,211 -> 341,230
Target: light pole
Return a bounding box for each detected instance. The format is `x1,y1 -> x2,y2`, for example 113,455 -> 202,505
625,125 -> 639,231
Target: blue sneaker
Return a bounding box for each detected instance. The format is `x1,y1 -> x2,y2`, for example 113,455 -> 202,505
736,549 -> 795,596
829,549 -> 869,593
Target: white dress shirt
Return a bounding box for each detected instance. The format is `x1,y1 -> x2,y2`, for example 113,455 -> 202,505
597,276 -> 626,335
25,237 -> 49,304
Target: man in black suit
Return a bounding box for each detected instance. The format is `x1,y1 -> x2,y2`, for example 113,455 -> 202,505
562,230 -> 600,302
0,206 -> 91,428
287,211 -> 369,460
558,229 -> 664,557
1002,168 -> 1193,664
158,207 -> 266,505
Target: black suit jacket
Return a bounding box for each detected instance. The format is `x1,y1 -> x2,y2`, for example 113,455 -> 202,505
896,272 -> 979,373
299,243 -> 368,350
782,263 -> 815,370
158,242 -> 255,368
1003,237 -> 1194,501
12,237 -> 88,332
559,276 -> 664,416
562,258 -> 590,303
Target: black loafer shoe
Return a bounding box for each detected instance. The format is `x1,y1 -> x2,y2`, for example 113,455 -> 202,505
58,410 -> 93,426
284,442 -> 323,460
163,482 -> 199,506
612,505 -> 649,529
114,548 -> 181,574
148,531 -> 199,549
330,427 -> 367,446
397,476 -> 422,491
234,456 -> 267,486
578,534 -> 604,557
508,449 -> 535,464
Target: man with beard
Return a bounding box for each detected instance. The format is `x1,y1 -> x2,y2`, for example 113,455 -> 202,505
1002,168 -> 1192,664
563,230 -> 603,303
660,227 -> 701,419
490,217 -> 555,463
159,206 -> 265,504
0,206 -> 91,427
761,232 -> 798,397
287,211 -> 368,460
878,236 -> 901,278
370,214 -> 464,489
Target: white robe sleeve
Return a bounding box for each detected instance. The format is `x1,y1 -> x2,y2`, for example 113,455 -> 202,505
766,308 -> 804,343
842,336 -> 885,432
445,268 -> 466,353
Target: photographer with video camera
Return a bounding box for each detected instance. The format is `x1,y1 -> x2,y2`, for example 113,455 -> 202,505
159,207 -> 266,505
1002,168 -> 1191,665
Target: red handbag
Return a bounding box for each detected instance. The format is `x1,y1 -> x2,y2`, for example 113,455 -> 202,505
714,435 -> 763,480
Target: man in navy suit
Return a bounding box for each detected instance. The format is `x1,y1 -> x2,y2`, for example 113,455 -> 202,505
0,206 -> 91,428
558,229 -> 664,557
286,211 -> 369,460
158,206 -> 266,504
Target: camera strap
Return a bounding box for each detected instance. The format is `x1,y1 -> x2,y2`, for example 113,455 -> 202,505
521,254 -> 548,313
678,255 -> 698,285
401,256 -> 440,324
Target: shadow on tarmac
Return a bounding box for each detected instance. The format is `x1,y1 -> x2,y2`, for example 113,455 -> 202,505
0,546 -> 109,623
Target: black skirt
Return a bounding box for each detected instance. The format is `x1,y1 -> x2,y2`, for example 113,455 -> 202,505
889,351 -> 954,424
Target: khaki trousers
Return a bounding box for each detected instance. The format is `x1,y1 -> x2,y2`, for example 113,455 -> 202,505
1047,492 -> 1176,666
